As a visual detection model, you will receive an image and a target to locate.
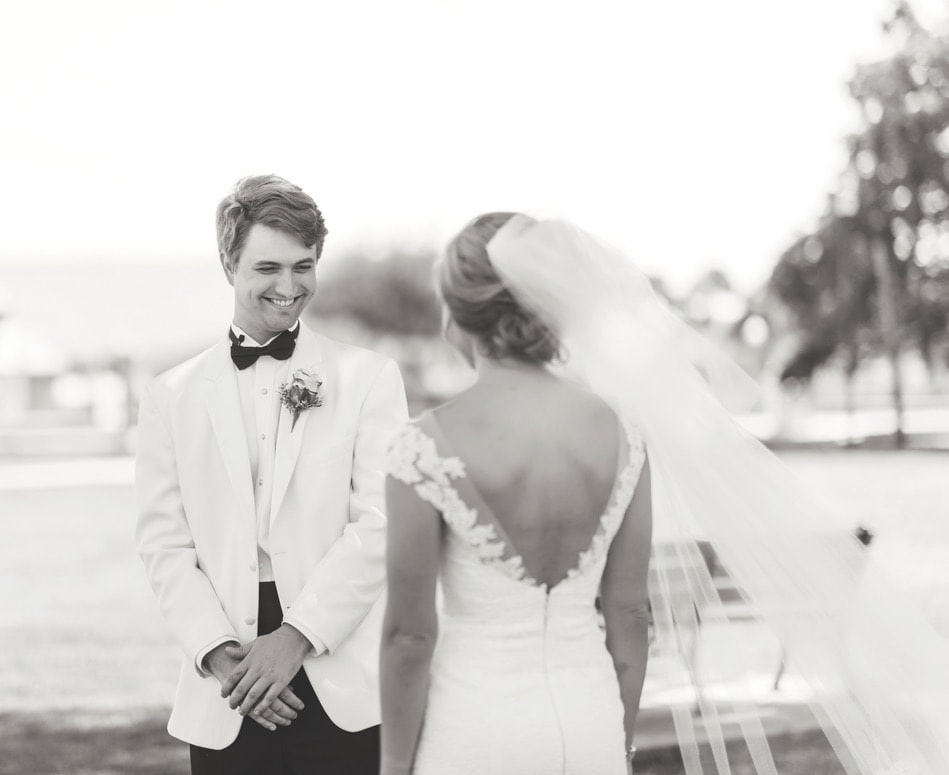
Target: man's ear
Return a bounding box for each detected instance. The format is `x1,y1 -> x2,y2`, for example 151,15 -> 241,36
219,252 -> 236,286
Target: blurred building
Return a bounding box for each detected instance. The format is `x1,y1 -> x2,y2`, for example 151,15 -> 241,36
0,315 -> 69,426
0,312 -> 136,457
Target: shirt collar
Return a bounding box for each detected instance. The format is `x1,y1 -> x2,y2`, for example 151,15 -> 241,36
229,321 -> 300,348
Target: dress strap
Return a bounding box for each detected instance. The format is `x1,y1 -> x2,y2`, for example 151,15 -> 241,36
566,416 -> 646,580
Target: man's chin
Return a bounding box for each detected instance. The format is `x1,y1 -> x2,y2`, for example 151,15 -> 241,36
243,312 -> 302,341
268,312 -> 302,331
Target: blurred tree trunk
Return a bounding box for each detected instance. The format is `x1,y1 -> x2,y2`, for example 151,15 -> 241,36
870,238 -> 906,447
842,349 -> 859,446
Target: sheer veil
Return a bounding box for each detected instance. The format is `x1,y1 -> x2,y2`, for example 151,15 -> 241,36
486,215 -> 949,775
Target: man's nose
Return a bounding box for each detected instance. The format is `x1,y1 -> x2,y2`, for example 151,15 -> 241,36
275,270 -> 294,297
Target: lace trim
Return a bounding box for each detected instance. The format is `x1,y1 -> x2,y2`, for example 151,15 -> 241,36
387,424 -> 528,582
387,423 -> 465,485
567,422 -> 646,580
386,420 -> 646,586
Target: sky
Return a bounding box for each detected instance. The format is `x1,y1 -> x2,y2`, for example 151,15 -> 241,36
1,0 -> 947,301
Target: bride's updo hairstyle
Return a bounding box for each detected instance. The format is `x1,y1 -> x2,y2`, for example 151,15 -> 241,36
438,212 -> 561,364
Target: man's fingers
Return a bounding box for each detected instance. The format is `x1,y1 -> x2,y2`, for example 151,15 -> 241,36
220,662 -> 248,699
278,687 -> 305,712
249,713 -> 277,732
248,705 -> 292,731
227,670 -> 259,709
267,697 -> 299,722
239,676 -> 273,716
251,682 -> 290,719
261,707 -> 292,727
240,676 -> 273,716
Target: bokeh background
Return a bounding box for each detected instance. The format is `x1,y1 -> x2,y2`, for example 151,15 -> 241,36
2,1 -> 948,773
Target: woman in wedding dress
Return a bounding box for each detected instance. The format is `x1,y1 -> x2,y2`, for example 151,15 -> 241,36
381,212 -> 949,775
379,211 -> 650,775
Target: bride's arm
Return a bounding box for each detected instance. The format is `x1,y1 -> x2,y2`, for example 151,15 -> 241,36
380,475 -> 442,775
601,455 -> 653,760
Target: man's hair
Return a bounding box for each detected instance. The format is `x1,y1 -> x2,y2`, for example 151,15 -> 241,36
216,175 -> 328,264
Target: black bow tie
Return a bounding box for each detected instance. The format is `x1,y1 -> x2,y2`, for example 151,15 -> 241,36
229,326 -> 299,370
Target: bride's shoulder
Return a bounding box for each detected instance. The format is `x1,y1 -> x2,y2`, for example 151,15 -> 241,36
388,398 -> 463,451
386,410 -> 463,485
553,388 -> 645,456
388,411 -> 433,453
555,386 -> 619,429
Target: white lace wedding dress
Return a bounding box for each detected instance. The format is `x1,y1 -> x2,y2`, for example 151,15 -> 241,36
387,417 -> 647,775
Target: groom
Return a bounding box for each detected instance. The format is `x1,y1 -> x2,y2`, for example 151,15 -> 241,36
135,174 -> 408,774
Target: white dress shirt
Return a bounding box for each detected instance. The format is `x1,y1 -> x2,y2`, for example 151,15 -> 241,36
231,323 -> 289,583
196,323 -> 325,673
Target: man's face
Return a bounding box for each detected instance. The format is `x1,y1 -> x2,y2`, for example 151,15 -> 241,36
221,223 -> 317,343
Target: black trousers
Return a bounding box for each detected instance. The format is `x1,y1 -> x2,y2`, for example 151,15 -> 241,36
190,582 -> 380,775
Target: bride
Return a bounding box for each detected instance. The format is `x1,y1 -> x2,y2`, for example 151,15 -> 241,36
380,213 -> 949,775
380,211 -> 649,774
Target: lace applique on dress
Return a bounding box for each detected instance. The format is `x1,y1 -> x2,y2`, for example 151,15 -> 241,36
387,423 -> 529,582
567,419 -> 646,580
387,423 -> 465,485
387,419 -> 646,587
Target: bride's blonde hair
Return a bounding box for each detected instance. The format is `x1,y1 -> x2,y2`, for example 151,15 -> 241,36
438,212 -> 561,365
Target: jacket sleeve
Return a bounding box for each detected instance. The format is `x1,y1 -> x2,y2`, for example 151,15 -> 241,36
283,357 -> 409,652
134,382 -> 239,675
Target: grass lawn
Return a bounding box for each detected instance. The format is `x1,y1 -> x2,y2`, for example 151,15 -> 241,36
1,449 -> 945,773
0,708 -> 845,775
0,710 -> 188,775
636,729 -> 846,775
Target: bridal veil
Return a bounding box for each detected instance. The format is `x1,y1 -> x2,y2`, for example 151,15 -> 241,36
485,214 -> 949,775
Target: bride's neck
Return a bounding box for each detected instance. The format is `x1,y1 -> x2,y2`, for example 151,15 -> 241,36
473,355 -> 553,386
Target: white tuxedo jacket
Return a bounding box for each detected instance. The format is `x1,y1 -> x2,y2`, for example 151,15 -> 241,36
135,323 -> 408,749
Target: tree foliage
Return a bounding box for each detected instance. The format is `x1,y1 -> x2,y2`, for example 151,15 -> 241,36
769,2 -> 949,384
304,249 -> 442,336
769,213 -> 877,381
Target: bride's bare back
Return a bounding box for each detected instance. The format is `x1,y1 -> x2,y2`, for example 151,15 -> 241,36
430,370 -> 623,588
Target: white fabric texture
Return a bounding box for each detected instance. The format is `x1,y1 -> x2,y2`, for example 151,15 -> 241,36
388,418 -> 647,775
485,215 -> 949,775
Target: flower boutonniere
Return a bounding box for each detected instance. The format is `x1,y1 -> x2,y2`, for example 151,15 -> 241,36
278,368 -> 324,431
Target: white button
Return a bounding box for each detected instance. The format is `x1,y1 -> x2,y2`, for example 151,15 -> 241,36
260,388 -> 268,395
258,479 -> 263,486
245,616 -> 256,626
260,433 -> 266,440
249,563 -> 257,572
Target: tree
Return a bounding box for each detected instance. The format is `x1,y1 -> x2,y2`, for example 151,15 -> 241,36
768,208 -> 877,436
770,2 -> 949,446
304,249 -> 442,336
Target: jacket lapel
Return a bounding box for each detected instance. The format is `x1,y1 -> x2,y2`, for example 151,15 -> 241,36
204,339 -> 256,529
271,324 -> 324,522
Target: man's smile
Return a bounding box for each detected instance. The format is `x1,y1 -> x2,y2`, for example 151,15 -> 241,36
265,296 -> 302,308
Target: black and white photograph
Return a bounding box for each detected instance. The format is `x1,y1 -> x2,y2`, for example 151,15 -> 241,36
1,1 -> 948,773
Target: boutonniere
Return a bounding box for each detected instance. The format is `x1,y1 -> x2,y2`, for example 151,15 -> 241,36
278,368 -> 324,431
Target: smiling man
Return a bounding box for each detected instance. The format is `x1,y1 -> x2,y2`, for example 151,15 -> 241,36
135,175 -> 408,775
